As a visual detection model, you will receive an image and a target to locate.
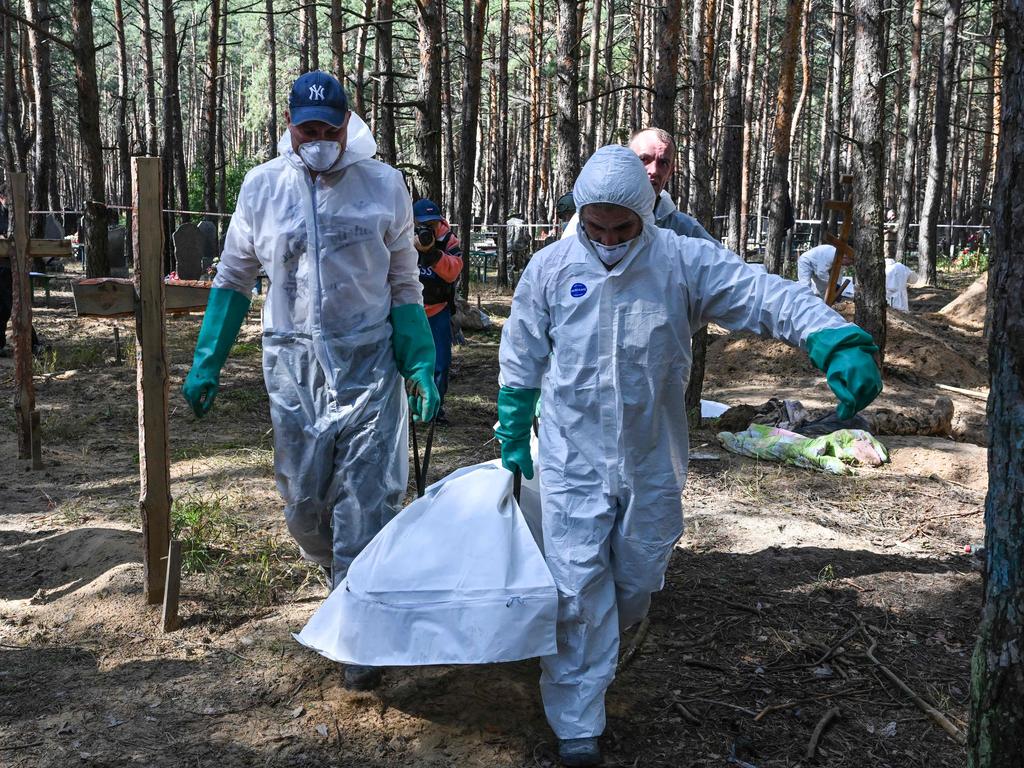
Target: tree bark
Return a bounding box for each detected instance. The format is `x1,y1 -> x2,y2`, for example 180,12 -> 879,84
763,0 -> 803,275
687,0 -> 712,222
496,0 -> 510,288
716,0 -> 744,251
203,0 -> 221,216
71,0 -> 108,277
265,0 -> 278,158
306,0 -> 319,71
583,0 -> 602,158
652,0 -> 681,135
414,0 -> 443,203
849,0 -> 886,359
330,0 -> 345,82
139,0 -> 159,155
917,0 -> 960,285
376,0 -> 397,165
893,0 -> 922,263
24,0 -> 58,228
967,0 -> 1024,760
112,0 -> 131,247
738,0 -> 761,252
457,0 -> 488,299
555,0 -> 580,199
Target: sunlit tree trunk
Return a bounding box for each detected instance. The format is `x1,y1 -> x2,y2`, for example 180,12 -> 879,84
918,0 -> 960,285
850,0 -> 886,359
554,0 -> 580,198
967,0 -> 1024,760
894,0 -> 922,263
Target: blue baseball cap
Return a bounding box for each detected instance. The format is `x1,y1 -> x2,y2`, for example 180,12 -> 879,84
413,199 -> 443,222
289,71 -> 349,127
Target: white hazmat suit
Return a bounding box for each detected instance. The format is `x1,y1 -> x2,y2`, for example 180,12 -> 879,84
499,145 -> 853,738
213,114 -> 422,587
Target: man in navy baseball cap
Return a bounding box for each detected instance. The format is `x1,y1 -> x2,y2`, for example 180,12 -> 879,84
285,71 -> 352,173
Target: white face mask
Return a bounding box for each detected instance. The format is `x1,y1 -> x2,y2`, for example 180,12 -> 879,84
298,140 -> 342,172
591,237 -> 635,266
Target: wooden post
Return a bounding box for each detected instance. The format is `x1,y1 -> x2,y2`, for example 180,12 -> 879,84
9,173 -> 37,464
823,174 -> 856,306
161,539 -> 182,631
133,157 -> 172,605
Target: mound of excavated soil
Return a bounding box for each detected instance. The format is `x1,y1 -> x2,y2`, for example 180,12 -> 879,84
939,272 -> 988,331
885,310 -> 988,389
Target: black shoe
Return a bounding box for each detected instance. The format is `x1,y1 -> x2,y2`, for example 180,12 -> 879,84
343,664 -> 383,691
558,737 -> 601,766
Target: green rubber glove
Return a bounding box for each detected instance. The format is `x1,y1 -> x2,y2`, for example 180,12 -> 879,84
182,286 -> 251,417
807,325 -> 883,420
390,303 -> 440,422
495,386 -> 540,480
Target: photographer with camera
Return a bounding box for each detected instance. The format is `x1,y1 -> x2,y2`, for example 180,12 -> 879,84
412,199 -> 463,425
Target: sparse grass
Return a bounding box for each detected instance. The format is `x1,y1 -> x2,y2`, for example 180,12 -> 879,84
172,494 -> 228,572
815,563 -> 837,586
219,385 -> 268,413
171,491 -> 316,606
42,410 -> 99,441
230,341 -> 262,358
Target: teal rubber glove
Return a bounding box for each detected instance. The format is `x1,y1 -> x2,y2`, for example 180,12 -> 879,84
807,325 -> 883,420
390,303 -> 440,422
182,286 -> 251,417
495,386 -> 540,480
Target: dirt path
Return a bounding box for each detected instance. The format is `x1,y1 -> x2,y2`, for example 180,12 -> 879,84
1,279 -> 985,766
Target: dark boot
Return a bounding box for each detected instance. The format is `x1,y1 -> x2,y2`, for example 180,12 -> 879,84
558,737 -> 602,767
343,664 -> 383,691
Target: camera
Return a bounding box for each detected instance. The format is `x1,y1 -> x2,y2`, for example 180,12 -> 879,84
415,224 -> 435,250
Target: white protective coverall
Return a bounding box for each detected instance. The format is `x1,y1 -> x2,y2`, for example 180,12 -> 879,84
884,257 -> 918,312
499,145 -> 852,739
213,114 -> 422,587
796,244 -> 839,297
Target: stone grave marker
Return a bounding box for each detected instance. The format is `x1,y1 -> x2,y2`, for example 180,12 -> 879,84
172,222 -> 203,279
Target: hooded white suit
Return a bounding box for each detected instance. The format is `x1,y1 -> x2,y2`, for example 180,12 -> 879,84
212,114 -> 421,586
499,146 -> 851,738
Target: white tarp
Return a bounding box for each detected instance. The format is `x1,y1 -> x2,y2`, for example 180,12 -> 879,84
294,461 -> 558,666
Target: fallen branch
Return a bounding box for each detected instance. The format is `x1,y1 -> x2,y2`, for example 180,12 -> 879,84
936,383 -> 989,401
617,617 -> 650,672
806,707 -> 840,759
860,628 -> 967,745
672,701 -> 701,724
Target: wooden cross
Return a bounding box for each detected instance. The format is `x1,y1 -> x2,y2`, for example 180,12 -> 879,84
822,174 -> 856,306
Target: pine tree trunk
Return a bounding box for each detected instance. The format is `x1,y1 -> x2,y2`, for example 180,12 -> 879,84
331,0 -> 345,82
967,0 -> 1024,759
441,8 -> 457,215
457,0 -> 488,299
555,0 -> 580,199
112,0 -> 131,246
2,0 -> 31,172
414,0 -> 443,203
139,0 -> 159,155
849,0 -> 886,359
652,0 -> 681,135
354,0 -> 373,115
306,0 -> 319,70
496,0 -> 510,288
717,0 -> 744,251
24,0 -> 58,231
688,0 -> 712,222
738,0 -> 761,252
763,0 -> 803,274
265,0 -> 278,158
894,0 -> 922,263
72,0 -> 108,277
203,0 -> 221,216
583,0 -> 601,159
376,0 -> 397,165
918,0 -> 960,285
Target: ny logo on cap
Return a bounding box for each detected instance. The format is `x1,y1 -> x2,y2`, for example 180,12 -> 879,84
309,84 -> 325,100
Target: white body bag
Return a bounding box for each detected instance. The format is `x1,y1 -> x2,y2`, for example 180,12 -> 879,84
294,460 -> 557,666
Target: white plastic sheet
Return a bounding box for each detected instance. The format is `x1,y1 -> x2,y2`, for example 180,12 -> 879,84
294,462 -> 558,666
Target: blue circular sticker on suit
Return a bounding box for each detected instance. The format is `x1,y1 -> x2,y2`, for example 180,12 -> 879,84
570,283 -> 587,298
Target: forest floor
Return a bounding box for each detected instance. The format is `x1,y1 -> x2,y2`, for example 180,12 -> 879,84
0,268 -> 988,767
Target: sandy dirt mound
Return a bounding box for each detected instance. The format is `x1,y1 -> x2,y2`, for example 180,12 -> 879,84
939,272 -> 988,331
883,436 -> 988,491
